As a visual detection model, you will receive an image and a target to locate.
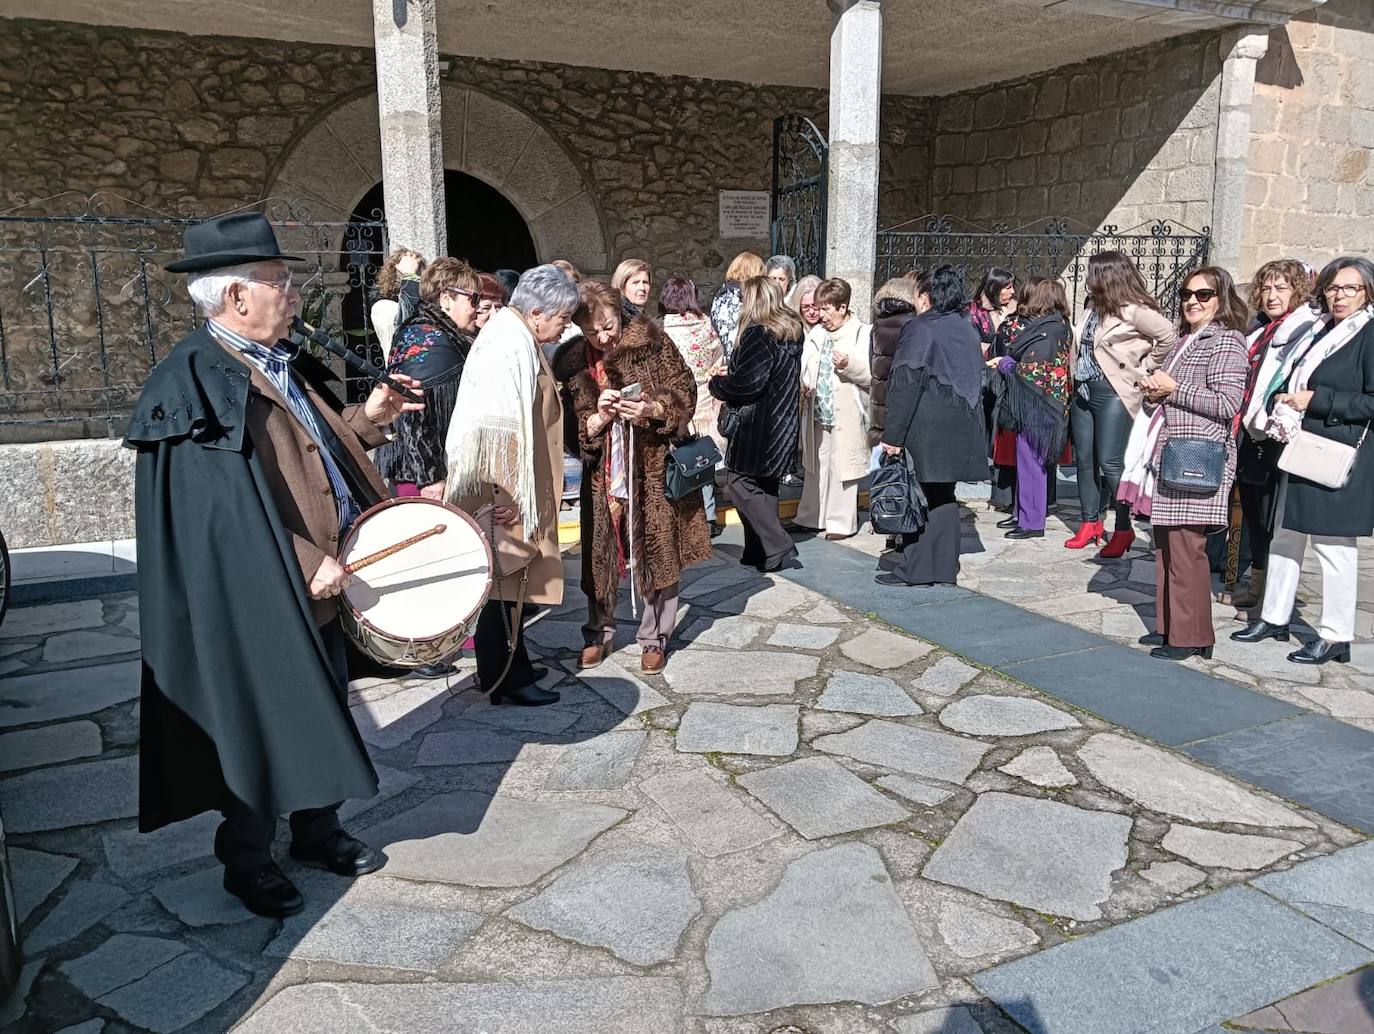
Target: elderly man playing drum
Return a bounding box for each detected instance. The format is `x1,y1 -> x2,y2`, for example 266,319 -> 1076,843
124,212 -> 422,919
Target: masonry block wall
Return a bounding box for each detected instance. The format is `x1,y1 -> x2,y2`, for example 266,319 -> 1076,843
1243,0 -> 1374,273
925,33 -> 1223,237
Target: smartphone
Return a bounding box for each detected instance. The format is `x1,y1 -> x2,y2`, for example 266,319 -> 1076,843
619,382 -> 642,401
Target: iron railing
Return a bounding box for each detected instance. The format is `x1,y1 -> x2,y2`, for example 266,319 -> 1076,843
0,193 -> 387,438
770,114 -> 828,281
875,216 -> 1211,318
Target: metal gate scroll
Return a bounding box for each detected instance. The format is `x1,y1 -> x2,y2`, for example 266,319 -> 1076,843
770,115 -> 828,280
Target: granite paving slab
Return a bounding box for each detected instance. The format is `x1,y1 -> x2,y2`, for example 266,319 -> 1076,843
1182,715 -> 1374,834
0,960 -> 43,1028
715,578 -> 814,619
350,680 -> 452,750
937,898 -> 1039,959
871,596 -> 1104,668
800,601 -> 848,624
525,618 -> 586,652
876,775 -> 955,807
41,630 -> 139,664
1254,841 -> 1374,950
234,977 -> 686,1033
675,702 -> 799,756
679,615 -> 764,649
571,656 -> 671,715
701,842 -> 937,1015
999,746 -> 1078,787
1142,861 -> 1207,894
892,1006 -> 985,1034
266,899 -> 485,971
0,659 -> 139,729
813,719 -> 989,784
363,793 -> 626,887
51,1022 -> 105,1034
462,698 -> 582,735
840,627 -> 934,669
1160,825 -> 1301,871
414,728 -> 527,766
661,650 -> 819,696
0,599 -> 105,639
737,757 -> 911,839
911,656 -> 980,696
0,720 -> 103,773
96,949 -> 248,1033
639,769 -> 780,857
59,933 -> 187,998
25,878 -> 133,953
0,753 -> 138,832
337,762 -> 421,826
1232,968 -> 1374,1033
816,670 -> 923,717
9,845 -> 79,923
150,867 -> 255,927
507,847 -> 700,965
924,792 -> 1132,921
767,622 -> 841,649
939,694 -> 1081,736
101,812 -> 219,879
1079,733 -> 1316,828
543,730 -> 647,790
973,887 -> 1374,1034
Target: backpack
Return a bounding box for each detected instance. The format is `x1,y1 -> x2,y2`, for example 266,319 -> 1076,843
869,451 -> 928,535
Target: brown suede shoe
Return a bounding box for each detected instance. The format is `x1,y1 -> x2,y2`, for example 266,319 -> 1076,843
578,642 -> 611,670
640,646 -> 666,674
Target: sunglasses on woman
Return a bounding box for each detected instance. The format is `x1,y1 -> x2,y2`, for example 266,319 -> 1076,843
1178,287 -> 1218,302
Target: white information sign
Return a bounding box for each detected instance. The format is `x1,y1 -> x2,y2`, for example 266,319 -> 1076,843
718,190 -> 771,239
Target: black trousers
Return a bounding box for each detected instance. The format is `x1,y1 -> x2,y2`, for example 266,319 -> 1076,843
728,471 -> 796,570
1069,378 -> 1132,530
474,598 -> 536,692
895,481 -> 961,585
1237,437 -> 1280,571
214,620 -> 348,875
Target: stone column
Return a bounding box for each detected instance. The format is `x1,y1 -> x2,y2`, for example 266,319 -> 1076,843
1209,30 -> 1269,279
824,0 -> 882,315
372,0 -> 446,258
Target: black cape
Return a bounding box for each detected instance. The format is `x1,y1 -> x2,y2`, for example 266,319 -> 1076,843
124,328 -> 378,832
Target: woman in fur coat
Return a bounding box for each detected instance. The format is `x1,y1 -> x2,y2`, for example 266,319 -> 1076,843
567,280 -> 713,675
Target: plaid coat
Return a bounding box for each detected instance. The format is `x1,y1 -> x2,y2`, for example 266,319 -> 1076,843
1149,323 -> 1248,527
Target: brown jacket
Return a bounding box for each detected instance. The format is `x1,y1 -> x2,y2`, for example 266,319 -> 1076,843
221,342 -> 391,625
453,346 -> 566,607
1071,303 -> 1179,417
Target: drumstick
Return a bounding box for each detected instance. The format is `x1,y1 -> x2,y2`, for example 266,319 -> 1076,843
344,524 -> 447,574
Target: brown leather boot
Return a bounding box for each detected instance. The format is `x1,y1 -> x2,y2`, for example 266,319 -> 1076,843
578,641 -> 611,670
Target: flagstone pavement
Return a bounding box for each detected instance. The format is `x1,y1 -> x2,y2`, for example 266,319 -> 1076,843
4,523 -> 1374,1033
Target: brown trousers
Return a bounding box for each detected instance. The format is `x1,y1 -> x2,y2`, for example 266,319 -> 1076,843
1155,525 -> 1214,648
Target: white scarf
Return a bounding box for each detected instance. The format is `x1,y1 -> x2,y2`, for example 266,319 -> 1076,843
1241,304 -> 1319,438
444,306 -> 542,536
1261,305 -> 1373,444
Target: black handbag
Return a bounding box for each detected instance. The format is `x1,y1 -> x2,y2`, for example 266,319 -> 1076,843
717,404 -> 741,440
869,452 -> 928,535
1159,436 -> 1225,494
665,434 -> 722,500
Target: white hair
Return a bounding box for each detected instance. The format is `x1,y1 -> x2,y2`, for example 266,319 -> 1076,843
766,255 -> 797,281
509,263 -> 579,316
185,262 -> 263,315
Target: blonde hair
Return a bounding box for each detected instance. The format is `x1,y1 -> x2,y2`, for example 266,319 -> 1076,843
611,258 -> 651,292
790,274 -> 822,312
551,259 -> 581,283
871,277 -> 917,315
725,251 -> 766,283
736,276 -> 804,348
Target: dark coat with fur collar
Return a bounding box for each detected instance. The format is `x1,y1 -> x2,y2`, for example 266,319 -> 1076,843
564,317 -> 713,613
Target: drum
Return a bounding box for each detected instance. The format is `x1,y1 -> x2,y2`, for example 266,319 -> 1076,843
338,497 -> 492,668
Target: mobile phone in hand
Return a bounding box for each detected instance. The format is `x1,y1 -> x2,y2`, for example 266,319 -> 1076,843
619,382 -> 642,401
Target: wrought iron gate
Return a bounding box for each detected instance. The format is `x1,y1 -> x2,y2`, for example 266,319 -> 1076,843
0,194 -> 387,437
875,215 -> 1211,318
770,115 -> 828,280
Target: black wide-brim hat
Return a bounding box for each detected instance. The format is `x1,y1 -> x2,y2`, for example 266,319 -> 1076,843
165,211 -> 303,273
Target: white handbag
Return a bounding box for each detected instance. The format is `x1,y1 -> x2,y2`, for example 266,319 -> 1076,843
1277,425 -> 1369,489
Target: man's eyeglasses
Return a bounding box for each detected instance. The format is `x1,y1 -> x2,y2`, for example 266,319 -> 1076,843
246,272 -> 293,292
1178,288 -> 1218,303
1324,284 -> 1367,299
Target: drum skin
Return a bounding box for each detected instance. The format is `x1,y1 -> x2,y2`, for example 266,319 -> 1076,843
338,498 -> 493,668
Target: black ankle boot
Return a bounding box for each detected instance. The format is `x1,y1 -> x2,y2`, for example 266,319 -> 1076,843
1230,620 -> 1290,644
1138,632 -> 1166,647
1288,639 -> 1351,665
491,682 -> 561,706
1150,644 -> 1213,661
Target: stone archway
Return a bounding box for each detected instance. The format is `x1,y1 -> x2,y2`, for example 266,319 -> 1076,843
268,84 -> 611,273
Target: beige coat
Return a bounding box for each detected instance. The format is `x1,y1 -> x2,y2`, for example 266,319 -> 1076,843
454,348 -> 566,606
1071,303 -> 1179,418
801,317 -> 874,483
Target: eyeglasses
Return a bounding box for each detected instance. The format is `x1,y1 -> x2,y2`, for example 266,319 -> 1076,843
1178,288 -> 1218,303
1324,284 -> 1367,299
443,288 -> 482,303
246,272 -> 293,292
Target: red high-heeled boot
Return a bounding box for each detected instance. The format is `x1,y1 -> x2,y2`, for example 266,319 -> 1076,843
1064,519 -> 1105,550
1098,529 -> 1137,559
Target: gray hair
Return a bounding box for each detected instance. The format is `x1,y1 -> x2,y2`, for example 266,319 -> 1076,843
185,262 -> 262,315
789,273 -> 822,310
509,263 -> 580,316
766,255 -> 797,282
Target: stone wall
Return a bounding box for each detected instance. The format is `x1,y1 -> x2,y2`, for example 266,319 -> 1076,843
0,439 -> 135,548
1242,0 -> 1374,273
927,32 -> 1223,235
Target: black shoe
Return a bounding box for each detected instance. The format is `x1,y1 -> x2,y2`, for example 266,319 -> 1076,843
709,520 -> 723,538
289,830 -> 386,877
1150,644 -> 1213,660
995,516 -> 1019,529
224,862 -> 304,918
875,572 -> 917,586
1138,632 -> 1167,647
491,682 -> 561,706
878,554 -> 900,571
1288,639 -> 1351,665
1230,620 -> 1290,644
412,661 -> 457,678
529,666 -> 549,683
763,548 -> 801,572
1005,528 -> 1045,539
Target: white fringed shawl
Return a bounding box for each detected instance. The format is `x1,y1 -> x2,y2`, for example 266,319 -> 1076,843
444,306 -> 542,536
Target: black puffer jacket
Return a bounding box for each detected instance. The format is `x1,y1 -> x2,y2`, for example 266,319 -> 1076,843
709,324 -> 803,478
868,297 -> 916,446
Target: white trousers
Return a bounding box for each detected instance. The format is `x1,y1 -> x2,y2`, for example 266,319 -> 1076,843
1262,522 -> 1360,642
796,424 -> 860,535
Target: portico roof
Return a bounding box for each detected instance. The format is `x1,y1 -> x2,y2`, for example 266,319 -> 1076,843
1,0 -> 1326,95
